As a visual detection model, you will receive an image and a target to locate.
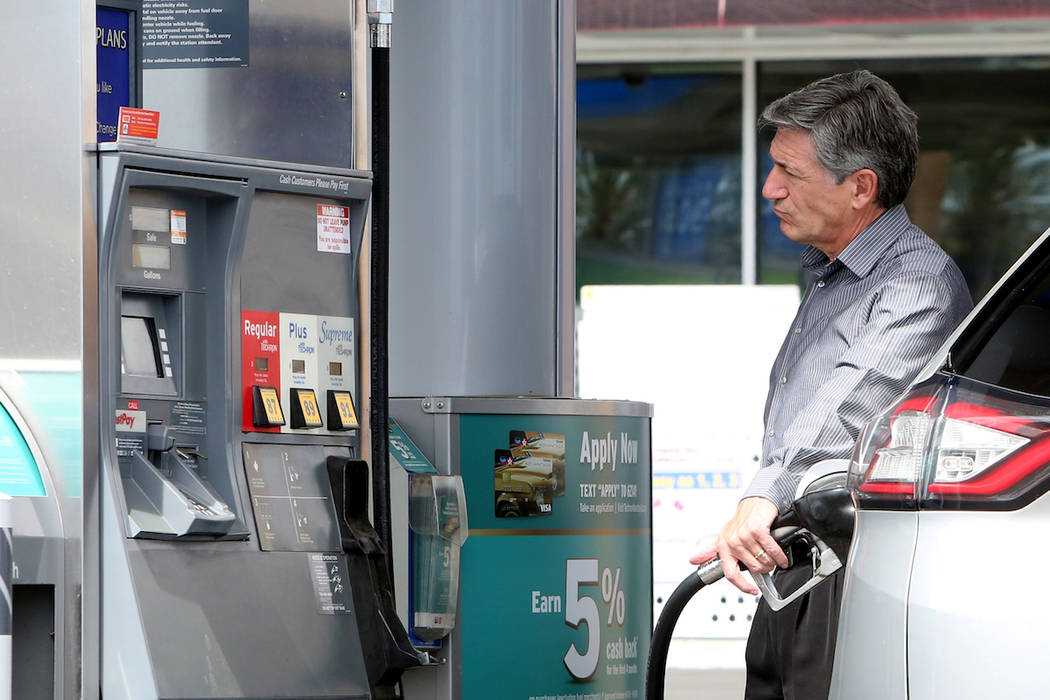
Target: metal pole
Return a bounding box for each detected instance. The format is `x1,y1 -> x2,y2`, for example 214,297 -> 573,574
0,494 -> 12,700
741,55 -> 758,285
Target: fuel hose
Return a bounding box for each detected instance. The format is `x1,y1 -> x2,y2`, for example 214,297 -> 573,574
644,557 -> 725,700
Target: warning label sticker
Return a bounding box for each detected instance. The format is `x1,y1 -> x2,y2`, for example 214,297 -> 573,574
170,210 -> 187,245
316,204 -> 351,255
116,107 -> 160,143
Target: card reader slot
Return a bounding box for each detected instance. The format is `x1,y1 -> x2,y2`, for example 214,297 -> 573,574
161,449 -> 229,518
123,449 -> 235,538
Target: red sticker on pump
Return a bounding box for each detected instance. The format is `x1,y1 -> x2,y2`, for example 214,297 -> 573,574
116,106 -> 160,141
241,310 -> 281,432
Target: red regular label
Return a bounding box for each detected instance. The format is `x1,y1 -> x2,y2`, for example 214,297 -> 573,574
117,107 -> 160,141
241,310 -> 281,432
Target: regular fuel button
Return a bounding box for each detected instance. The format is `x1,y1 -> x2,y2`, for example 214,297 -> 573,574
290,388 -> 324,429
252,386 -> 285,427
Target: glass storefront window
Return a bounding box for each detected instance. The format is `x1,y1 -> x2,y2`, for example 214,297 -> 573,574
576,64 -> 742,295
757,57 -> 1050,298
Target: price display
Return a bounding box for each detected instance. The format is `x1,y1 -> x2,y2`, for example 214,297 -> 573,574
253,386 -> 285,427
330,391 -> 358,430
292,389 -> 324,429
331,392 -> 356,430
294,388 -> 321,428
259,387 -> 284,424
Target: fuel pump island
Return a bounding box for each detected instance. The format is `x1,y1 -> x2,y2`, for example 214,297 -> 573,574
0,1 -> 652,699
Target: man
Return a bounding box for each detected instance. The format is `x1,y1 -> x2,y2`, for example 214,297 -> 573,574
690,70 -> 972,699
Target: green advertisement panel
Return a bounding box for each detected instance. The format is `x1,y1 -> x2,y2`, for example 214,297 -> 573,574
459,412 -> 651,700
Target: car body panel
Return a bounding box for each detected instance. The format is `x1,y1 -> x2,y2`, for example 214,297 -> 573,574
829,510 -> 917,700
832,225 -> 1050,698
907,494 -> 1050,699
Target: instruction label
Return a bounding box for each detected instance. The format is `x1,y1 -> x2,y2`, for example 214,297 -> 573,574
242,443 -> 343,552
309,554 -> 353,615
141,0 -> 249,68
170,401 -> 206,434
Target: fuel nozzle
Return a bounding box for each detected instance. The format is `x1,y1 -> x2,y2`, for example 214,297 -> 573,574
755,466 -> 856,611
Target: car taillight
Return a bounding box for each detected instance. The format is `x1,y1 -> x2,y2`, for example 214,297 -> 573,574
850,376 -> 1050,510
929,406 -> 1028,487
850,393 -> 940,506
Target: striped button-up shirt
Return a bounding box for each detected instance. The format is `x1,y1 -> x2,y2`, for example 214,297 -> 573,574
743,205 -> 973,511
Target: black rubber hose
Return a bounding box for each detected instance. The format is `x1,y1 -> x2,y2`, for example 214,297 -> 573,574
645,559 -> 724,700
370,44 -> 393,579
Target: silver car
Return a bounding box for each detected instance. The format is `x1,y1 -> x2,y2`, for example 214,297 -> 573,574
830,227 -> 1050,699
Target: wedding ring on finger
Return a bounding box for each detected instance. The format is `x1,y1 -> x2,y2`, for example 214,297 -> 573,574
755,550 -> 768,560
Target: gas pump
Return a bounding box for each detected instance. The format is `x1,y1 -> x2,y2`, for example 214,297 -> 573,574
97,148 -> 405,698
4,1 -> 594,698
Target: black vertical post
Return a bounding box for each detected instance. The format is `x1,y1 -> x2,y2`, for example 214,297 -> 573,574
370,44 -> 393,573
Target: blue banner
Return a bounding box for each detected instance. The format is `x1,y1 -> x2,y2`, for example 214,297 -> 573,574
96,7 -> 132,142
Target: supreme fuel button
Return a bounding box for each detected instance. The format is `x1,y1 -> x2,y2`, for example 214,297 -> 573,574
327,390 -> 358,431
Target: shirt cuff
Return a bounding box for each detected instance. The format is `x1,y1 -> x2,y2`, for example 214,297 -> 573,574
741,465 -> 798,513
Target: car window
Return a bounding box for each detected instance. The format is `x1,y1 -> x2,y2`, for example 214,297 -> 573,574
957,262 -> 1050,396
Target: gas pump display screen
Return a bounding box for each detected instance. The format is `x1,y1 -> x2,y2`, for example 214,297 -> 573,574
132,243 -> 171,270
122,316 -> 162,377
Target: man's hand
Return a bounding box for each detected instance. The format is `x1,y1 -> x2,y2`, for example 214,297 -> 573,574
688,497 -> 790,595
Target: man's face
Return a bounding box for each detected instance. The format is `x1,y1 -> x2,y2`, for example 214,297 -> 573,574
762,128 -> 856,255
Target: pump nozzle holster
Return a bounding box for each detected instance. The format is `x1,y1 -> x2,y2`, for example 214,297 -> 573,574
327,456 -> 425,699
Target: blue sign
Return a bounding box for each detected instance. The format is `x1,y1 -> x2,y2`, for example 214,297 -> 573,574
97,7 -> 132,142
388,420 -> 437,475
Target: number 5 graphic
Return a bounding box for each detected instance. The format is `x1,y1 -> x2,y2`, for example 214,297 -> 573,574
564,558 -> 599,680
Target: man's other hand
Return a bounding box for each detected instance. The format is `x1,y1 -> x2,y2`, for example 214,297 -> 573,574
688,497 -> 789,595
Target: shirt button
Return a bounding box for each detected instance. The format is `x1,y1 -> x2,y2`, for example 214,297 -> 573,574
794,327 -> 802,334
780,376 -> 788,384
817,280 -> 826,288
767,429 -> 775,437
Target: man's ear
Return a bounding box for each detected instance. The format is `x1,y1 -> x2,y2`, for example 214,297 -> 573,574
850,168 -> 879,208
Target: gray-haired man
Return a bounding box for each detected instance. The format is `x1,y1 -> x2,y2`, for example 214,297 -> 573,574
691,71 -> 972,698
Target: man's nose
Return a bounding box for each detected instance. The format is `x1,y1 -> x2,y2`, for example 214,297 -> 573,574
762,171 -> 786,202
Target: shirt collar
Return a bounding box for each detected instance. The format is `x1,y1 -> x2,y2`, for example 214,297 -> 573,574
800,204 -> 911,278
